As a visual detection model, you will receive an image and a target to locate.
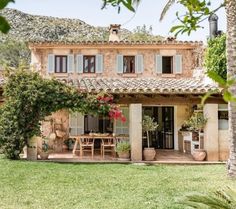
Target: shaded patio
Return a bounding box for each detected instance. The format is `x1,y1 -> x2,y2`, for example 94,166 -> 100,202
38,149 -> 225,164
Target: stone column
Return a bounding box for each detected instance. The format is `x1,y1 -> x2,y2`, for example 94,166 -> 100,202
129,104 -> 142,161
203,104 -> 219,161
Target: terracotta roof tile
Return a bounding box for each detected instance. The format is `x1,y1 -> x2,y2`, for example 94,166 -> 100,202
62,78 -> 219,94
0,77 -> 219,94
29,40 -> 203,46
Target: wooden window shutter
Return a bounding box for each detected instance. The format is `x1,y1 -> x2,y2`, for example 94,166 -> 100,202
47,54 -> 55,73
77,112 -> 84,134
76,54 -> 83,73
116,54 -> 124,74
69,112 -> 84,135
95,54 -> 103,73
175,55 -> 182,74
135,54 -> 144,74
67,54 -> 74,73
155,55 -> 162,74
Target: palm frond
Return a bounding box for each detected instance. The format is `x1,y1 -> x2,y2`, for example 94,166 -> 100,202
159,0 -> 176,21
180,188 -> 236,209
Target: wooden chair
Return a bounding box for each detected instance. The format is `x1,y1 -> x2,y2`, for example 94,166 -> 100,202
79,137 -> 95,158
101,138 -> 116,159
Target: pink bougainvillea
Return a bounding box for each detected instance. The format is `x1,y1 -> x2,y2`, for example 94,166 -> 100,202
96,95 -> 126,123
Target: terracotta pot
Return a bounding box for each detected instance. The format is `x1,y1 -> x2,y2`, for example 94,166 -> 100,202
143,148 -> 156,161
27,136 -> 39,161
192,149 -> 206,161
40,152 -> 50,160
62,144 -> 68,151
118,152 -> 130,160
27,147 -> 37,161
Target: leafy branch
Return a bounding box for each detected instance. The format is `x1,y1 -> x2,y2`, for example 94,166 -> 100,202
0,0 -> 14,33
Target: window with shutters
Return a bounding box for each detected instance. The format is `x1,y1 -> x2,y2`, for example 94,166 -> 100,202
123,56 -> 135,73
162,56 -> 173,74
55,55 -> 67,73
83,56 -> 95,73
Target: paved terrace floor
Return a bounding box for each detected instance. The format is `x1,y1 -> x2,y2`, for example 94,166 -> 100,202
40,150 -> 225,165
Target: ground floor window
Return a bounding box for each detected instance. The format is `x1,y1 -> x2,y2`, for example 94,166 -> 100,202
218,104 -> 228,130
84,115 -> 113,134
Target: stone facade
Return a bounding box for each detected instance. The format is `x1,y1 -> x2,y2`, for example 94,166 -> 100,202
30,43 -> 202,80
30,40 -> 228,162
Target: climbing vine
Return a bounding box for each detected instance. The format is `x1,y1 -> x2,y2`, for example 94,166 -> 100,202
0,67 -> 125,159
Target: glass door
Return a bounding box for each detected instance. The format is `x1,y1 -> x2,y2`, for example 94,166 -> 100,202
162,107 -> 174,149
142,106 -> 174,149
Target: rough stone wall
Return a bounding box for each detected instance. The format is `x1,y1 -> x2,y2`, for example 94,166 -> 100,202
41,109 -> 69,152
34,46 -> 202,79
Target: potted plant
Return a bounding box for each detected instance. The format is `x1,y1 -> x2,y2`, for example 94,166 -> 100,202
39,138 -> 51,160
142,115 -> 159,161
116,141 -> 131,160
64,138 -> 75,151
185,111 -> 208,161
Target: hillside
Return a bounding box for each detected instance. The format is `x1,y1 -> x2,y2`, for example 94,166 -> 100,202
0,8 -> 163,43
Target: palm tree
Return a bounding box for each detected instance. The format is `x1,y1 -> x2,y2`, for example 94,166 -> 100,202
225,0 -> 236,177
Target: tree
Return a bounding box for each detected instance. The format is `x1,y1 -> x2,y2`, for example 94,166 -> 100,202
205,34 -> 226,81
0,39 -> 30,68
102,0 -> 236,177
0,0 -> 14,33
128,24 -> 163,41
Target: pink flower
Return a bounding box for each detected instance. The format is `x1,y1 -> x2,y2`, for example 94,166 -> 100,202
121,115 -> 126,123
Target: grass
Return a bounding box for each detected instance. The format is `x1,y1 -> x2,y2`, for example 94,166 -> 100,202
0,157 -> 235,209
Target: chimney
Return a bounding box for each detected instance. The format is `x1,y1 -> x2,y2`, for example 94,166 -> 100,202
109,24 -> 121,42
208,14 -> 218,39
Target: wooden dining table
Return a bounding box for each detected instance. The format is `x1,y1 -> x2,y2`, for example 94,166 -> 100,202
70,134 -> 129,157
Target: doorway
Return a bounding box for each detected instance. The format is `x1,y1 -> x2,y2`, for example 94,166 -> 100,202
142,106 -> 174,149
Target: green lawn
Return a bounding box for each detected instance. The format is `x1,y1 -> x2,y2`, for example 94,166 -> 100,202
0,157 -> 235,209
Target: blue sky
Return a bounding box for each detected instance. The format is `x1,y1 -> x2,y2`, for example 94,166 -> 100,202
8,0 -> 226,42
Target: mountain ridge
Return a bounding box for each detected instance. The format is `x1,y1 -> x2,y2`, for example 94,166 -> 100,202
0,8 -> 163,43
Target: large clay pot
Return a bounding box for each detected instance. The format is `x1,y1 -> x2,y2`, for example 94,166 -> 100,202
39,152 -> 50,160
192,149 -> 206,161
117,152 -> 130,160
143,148 -> 156,161
62,144 -> 68,152
27,136 -> 39,161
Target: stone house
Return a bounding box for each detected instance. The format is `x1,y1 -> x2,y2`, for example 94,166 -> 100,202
27,23 -> 229,162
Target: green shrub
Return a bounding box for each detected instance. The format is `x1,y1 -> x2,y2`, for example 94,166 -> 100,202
116,141 -> 131,153
205,34 -> 226,81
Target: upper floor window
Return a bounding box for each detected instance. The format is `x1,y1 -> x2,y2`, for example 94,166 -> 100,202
55,55 -> 67,73
123,56 -> 135,73
162,56 -> 173,74
83,56 -> 95,73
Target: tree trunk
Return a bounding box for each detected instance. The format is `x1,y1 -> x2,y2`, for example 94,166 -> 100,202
226,0 -> 236,177
146,131 -> 150,148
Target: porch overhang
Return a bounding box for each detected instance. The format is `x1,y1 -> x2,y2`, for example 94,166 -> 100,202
58,77 -> 221,95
